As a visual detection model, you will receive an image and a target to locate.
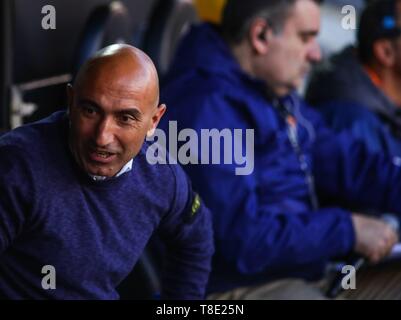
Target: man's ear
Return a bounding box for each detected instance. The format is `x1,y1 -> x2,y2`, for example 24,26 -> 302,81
66,84 -> 74,115
249,18 -> 271,55
373,39 -> 395,67
147,104 -> 167,138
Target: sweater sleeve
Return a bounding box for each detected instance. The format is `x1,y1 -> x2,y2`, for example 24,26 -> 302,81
300,103 -> 401,214
0,144 -> 35,254
157,164 -> 214,300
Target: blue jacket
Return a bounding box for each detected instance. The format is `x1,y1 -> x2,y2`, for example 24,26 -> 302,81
306,46 -> 401,157
160,23 -> 401,293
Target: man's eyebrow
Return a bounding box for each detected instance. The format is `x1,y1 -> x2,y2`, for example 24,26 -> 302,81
77,98 -> 142,119
78,98 -> 102,110
299,30 -> 319,38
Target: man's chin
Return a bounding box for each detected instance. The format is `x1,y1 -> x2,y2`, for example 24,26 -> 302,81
85,163 -> 117,178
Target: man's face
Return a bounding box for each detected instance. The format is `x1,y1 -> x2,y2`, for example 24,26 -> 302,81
391,2 -> 401,76
391,36 -> 401,76
68,65 -> 162,177
256,0 -> 321,96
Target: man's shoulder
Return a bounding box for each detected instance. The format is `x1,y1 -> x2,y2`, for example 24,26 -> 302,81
135,141 -> 190,191
322,100 -> 384,129
306,46 -> 369,104
163,75 -> 275,129
0,111 -> 67,173
163,68 -> 239,106
0,111 -> 66,150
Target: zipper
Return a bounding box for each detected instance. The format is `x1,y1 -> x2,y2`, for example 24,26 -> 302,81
273,98 -> 319,211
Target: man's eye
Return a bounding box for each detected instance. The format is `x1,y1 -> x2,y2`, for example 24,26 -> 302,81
82,106 -> 97,116
119,115 -> 136,123
300,34 -> 314,44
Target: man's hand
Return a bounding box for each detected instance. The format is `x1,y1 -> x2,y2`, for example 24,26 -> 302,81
351,213 -> 399,264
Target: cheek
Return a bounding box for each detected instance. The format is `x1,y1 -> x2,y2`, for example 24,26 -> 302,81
288,47 -> 304,67
283,52 -> 306,81
395,49 -> 401,72
74,120 -> 94,142
119,129 -> 147,154
272,45 -> 300,78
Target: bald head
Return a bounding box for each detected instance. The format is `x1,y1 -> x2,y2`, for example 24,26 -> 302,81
67,44 -> 167,178
74,44 -> 160,108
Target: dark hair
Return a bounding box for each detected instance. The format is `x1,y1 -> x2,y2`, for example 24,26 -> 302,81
221,0 -> 322,44
358,0 -> 401,64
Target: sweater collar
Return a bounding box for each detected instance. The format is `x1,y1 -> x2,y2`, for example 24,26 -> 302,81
89,158 -> 133,181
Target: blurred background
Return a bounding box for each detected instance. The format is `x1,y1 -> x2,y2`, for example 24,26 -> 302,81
1,0 -> 367,132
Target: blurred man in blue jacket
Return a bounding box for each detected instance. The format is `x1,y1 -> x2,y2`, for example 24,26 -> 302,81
307,0 -> 401,157
160,0 -> 400,299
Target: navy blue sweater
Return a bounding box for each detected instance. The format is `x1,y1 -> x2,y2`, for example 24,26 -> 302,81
0,111 -> 214,299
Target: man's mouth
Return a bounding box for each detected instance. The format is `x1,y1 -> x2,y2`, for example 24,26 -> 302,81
88,149 -> 118,164
95,151 -> 113,158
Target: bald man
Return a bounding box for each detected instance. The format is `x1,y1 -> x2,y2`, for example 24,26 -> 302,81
0,44 -> 214,299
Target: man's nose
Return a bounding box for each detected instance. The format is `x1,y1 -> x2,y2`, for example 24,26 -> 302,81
95,117 -> 115,147
308,40 -> 322,63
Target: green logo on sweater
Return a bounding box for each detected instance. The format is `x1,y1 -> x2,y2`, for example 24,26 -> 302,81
191,194 -> 201,217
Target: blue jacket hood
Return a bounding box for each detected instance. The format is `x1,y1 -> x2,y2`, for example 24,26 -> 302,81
167,23 -> 240,80
306,45 -> 401,156
307,45 -> 401,132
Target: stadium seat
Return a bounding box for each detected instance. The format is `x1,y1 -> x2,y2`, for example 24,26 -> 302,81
142,0 -> 199,77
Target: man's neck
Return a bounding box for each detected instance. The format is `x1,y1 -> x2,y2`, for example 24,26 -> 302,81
381,73 -> 401,107
89,158 -> 133,181
230,41 -> 257,78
